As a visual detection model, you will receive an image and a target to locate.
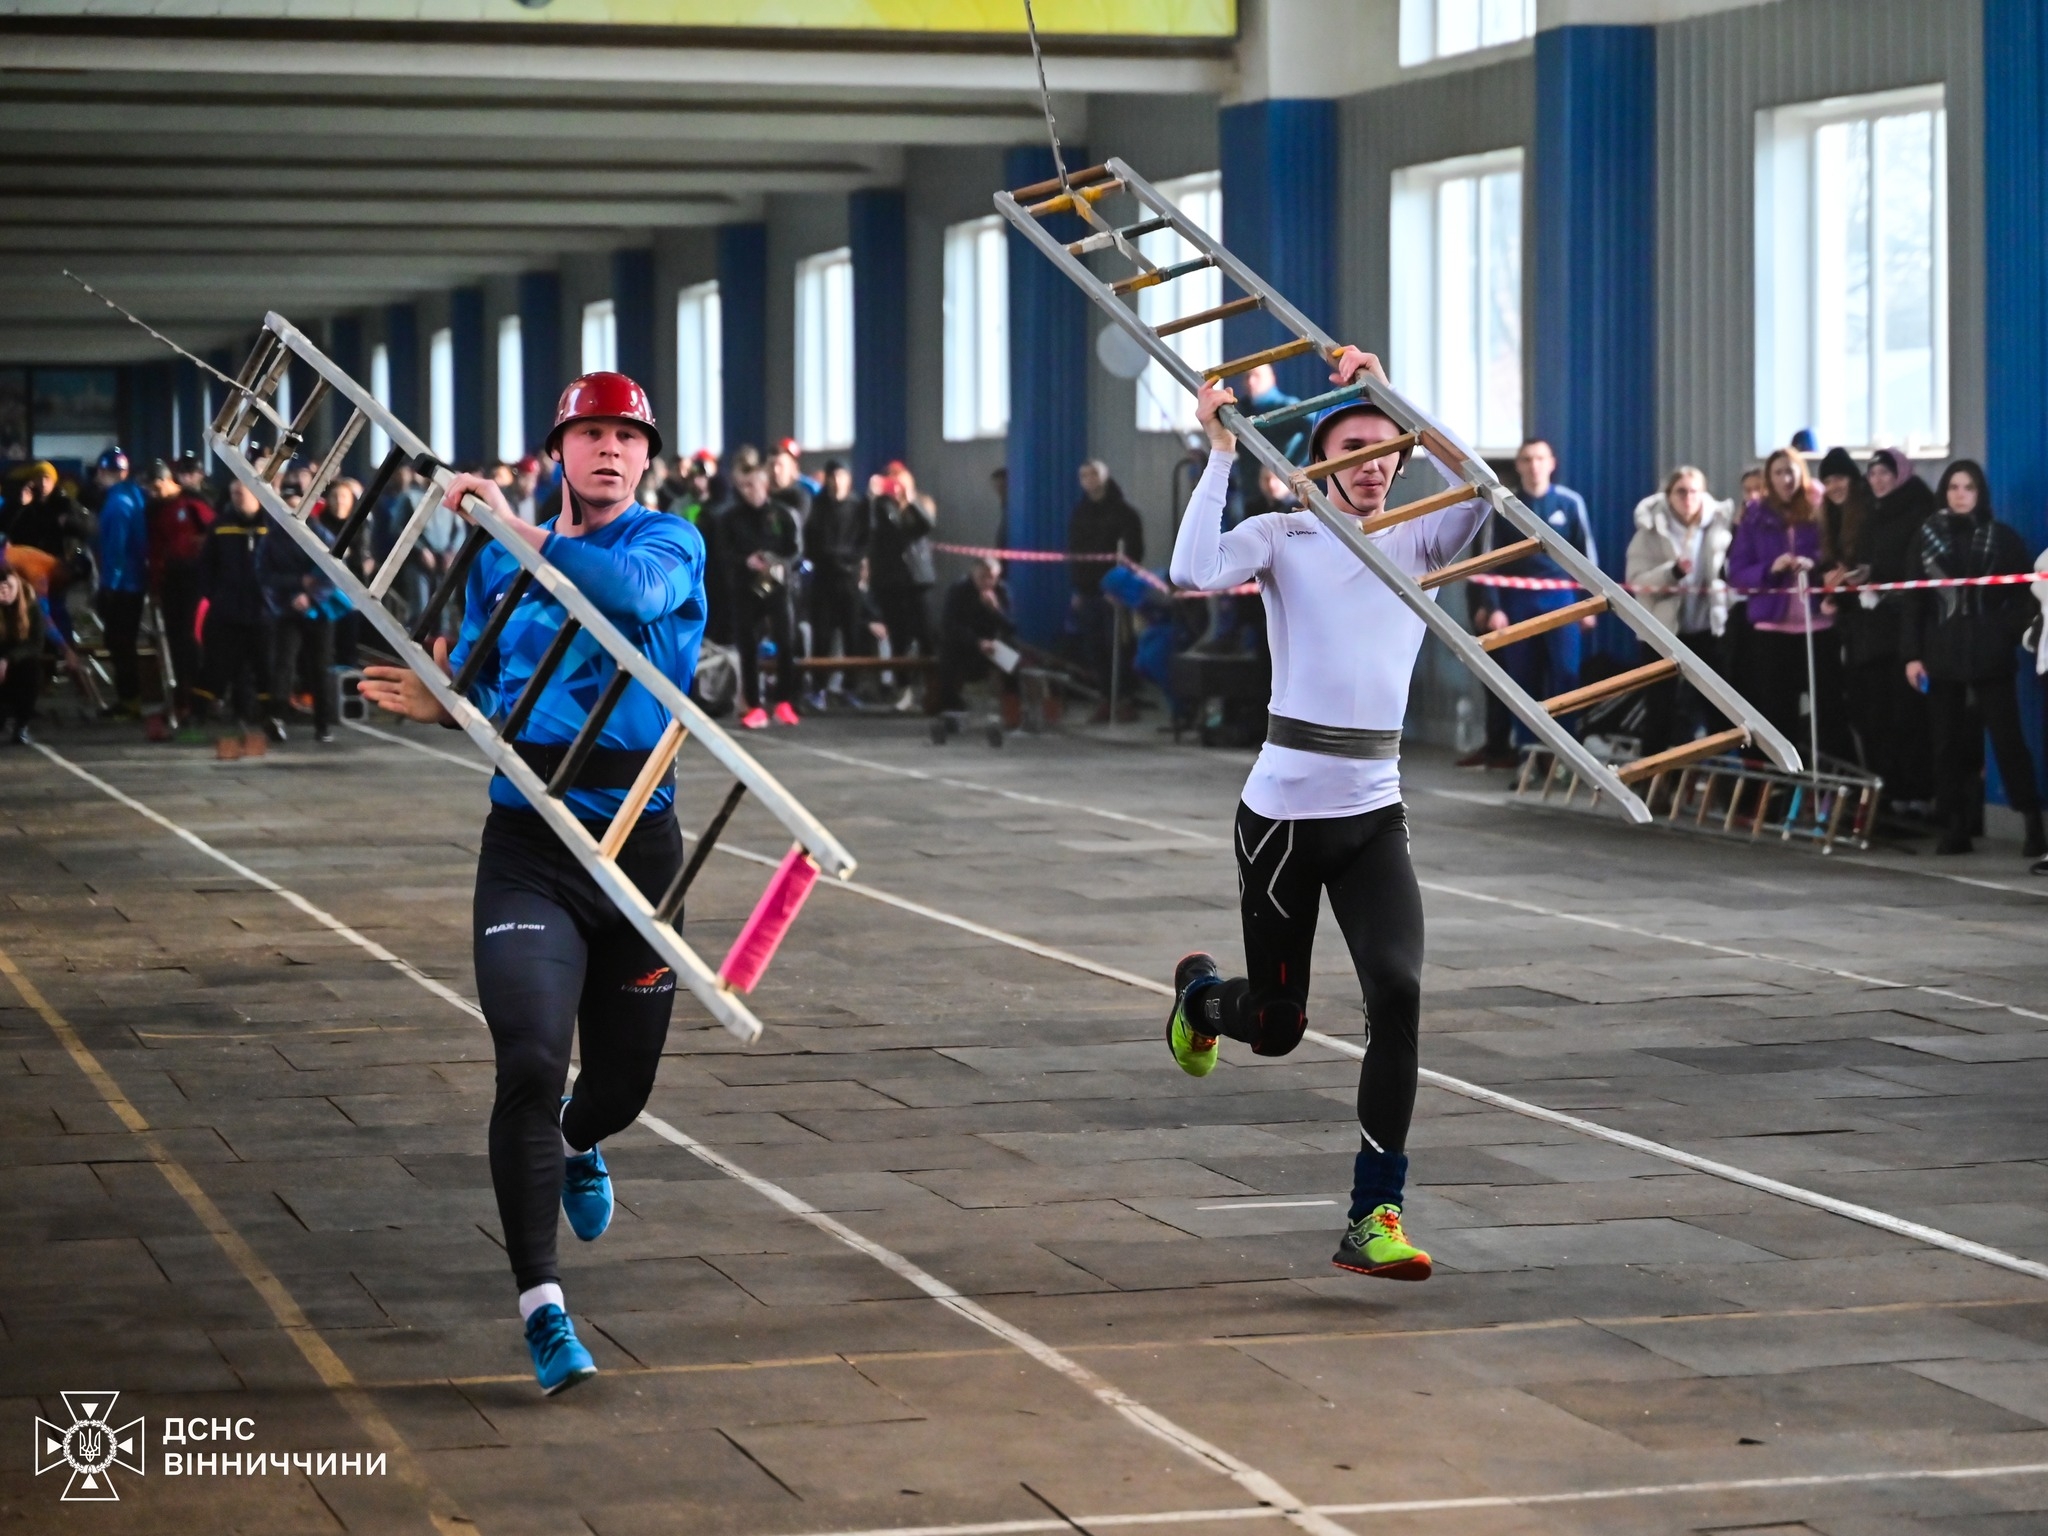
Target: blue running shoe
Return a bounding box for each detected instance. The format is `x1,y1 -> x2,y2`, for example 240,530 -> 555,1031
524,1303 -> 596,1395
562,1143 -> 613,1241
559,1094 -> 613,1241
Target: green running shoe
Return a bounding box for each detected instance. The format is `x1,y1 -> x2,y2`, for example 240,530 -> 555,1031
1167,952 -> 1222,1077
1332,1204 -> 1432,1280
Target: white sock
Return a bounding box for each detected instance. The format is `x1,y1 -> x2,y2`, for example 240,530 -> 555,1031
557,1098 -> 587,1159
518,1283 -> 565,1323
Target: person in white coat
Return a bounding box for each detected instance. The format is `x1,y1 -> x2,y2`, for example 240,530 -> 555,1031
1625,465 -> 1733,756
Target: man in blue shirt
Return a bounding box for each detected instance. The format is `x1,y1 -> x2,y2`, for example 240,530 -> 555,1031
360,372 -> 706,1397
93,448 -> 150,713
1459,438 -> 1598,763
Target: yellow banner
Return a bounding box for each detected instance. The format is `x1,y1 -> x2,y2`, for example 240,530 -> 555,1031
417,0 -> 1233,33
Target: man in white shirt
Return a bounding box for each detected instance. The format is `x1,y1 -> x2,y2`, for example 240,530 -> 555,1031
1166,349 -> 1488,1281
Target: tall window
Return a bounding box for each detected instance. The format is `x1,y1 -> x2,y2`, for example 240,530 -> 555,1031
1756,86 -> 1948,454
275,373 -> 293,439
429,326 -> 455,461
675,281 -> 723,458
581,299 -> 617,374
369,342 -> 392,464
795,247 -> 854,450
1389,148 -> 1523,453
497,314 -> 524,462
943,215 -> 1009,441
1135,172 -> 1222,434
1399,0 -> 1535,66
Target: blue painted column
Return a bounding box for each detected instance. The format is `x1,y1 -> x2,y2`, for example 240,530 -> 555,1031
450,286 -> 485,465
611,249 -> 655,394
850,188 -> 908,480
518,272 -> 561,450
328,316 -> 364,475
1982,0 -> 2048,803
127,363 -> 174,463
1219,99 -> 1339,400
1532,25 -> 1658,658
385,303 -> 420,437
1004,145 -> 1092,646
718,223 -> 769,456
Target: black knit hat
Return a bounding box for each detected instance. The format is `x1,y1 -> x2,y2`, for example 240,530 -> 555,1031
1817,446 -> 1860,481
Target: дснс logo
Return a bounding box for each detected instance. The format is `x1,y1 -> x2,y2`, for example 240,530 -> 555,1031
35,1392 -> 145,1501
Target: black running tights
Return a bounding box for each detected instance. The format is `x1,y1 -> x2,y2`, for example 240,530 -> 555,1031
1221,801 -> 1423,1210
473,805 -> 684,1291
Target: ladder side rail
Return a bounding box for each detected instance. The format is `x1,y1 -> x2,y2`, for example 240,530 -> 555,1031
211,440 -> 765,1044
1106,159 -> 1344,359
245,317 -> 856,880
995,192 -> 1653,822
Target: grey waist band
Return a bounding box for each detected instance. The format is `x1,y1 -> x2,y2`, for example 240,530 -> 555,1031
1265,713 -> 1402,760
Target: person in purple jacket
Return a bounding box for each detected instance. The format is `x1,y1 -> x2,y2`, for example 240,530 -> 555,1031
1726,447 -> 1850,761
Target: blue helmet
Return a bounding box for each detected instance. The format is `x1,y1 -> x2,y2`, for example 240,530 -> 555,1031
96,446 -> 130,473
1305,397 -> 1403,468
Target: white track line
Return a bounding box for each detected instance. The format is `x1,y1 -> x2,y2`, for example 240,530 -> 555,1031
769,1461 -> 2048,1536
29,740 -> 1354,1536
343,722 -> 2048,1285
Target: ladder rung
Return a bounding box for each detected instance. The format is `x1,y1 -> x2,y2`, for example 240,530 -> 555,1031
1068,215 -> 1172,255
452,569 -> 532,698
1479,596 -> 1609,652
1025,178 -> 1124,218
301,410 -> 365,517
214,334 -> 280,436
1542,658 -> 1678,716
1203,336 -> 1316,381
599,717 -> 688,861
411,522 -> 491,644
1011,162 -> 1111,202
1111,256 -> 1211,295
501,614 -> 580,740
330,443 -> 406,559
1419,538 -> 1541,591
268,377 -> 330,484
657,781 -> 748,924
1247,381 -> 1370,433
548,666 -> 634,797
1349,481 -> 1479,537
1298,432 -> 1421,484
1615,727 -> 1750,786
1156,294 -> 1262,339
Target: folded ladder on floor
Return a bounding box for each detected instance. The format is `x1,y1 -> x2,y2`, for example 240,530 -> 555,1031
207,312 -> 856,1044
996,158 -> 1804,824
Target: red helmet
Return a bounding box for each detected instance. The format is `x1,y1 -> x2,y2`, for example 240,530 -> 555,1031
545,372 -> 662,459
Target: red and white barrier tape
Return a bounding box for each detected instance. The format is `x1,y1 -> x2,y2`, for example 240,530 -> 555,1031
932,541 -> 1117,563
1468,571 -> 2044,595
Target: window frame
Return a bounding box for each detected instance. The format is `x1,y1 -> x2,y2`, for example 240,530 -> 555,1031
1388,145 -> 1525,456
496,314 -> 524,463
942,214 -> 1010,442
794,246 -> 855,452
580,298 -> 617,375
1399,0 -> 1536,68
675,280 -> 724,460
1135,171 -> 1223,436
1754,83 -> 1949,457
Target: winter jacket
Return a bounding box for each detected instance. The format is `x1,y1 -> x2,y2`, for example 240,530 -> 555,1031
1624,491 -> 1733,636
803,492 -> 869,576
148,490 -> 215,582
1067,484 -> 1145,594
1726,498 -> 1830,631
719,500 -> 801,601
96,480 -> 150,595
940,575 -> 1016,660
1899,509 -> 2036,682
867,495 -> 936,595
198,507 -> 272,627
1841,475 -> 1938,662
258,515 -> 338,621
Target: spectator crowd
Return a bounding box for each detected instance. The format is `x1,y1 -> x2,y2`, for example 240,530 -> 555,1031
4,365 -> 2045,871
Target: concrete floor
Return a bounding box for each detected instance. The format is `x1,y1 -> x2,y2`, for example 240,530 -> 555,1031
3,711 -> 2047,1536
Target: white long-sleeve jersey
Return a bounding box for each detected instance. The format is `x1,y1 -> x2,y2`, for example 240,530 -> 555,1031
1171,448 -> 1490,821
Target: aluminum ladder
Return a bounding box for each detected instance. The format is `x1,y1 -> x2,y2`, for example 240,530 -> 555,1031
995,158 -> 1804,823
206,312 -> 856,1044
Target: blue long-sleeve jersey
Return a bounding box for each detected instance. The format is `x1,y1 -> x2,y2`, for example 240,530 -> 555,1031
97,480 -> 150,594
450,507 -> 707,823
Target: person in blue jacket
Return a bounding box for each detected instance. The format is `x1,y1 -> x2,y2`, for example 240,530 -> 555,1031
93,448 -> 150,712
358,372 -> 707,1397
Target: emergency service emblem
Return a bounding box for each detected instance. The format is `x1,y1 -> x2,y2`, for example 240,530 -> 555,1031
34,1392 -> 145,1500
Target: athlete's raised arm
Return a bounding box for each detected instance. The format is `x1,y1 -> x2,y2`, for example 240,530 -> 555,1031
1170,382 -> 1276,591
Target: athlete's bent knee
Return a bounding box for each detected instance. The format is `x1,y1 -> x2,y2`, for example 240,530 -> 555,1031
1251,999 -> 1307,1057
493,1042 -> 569,1111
